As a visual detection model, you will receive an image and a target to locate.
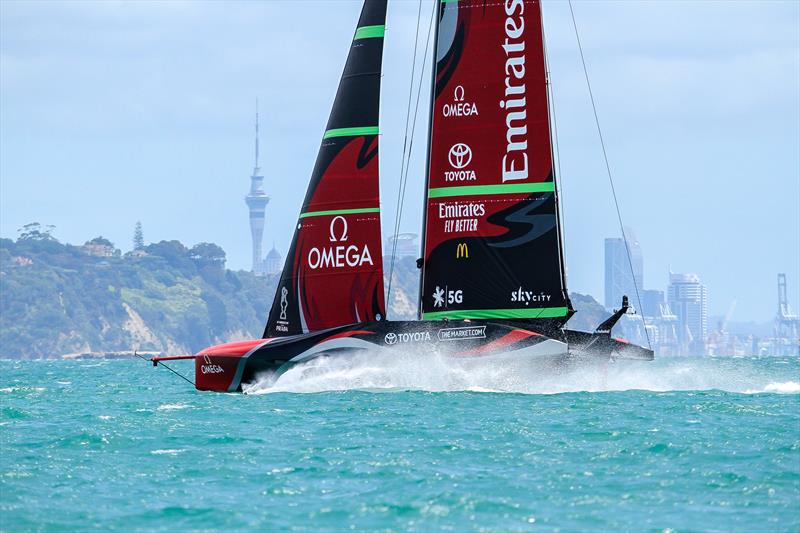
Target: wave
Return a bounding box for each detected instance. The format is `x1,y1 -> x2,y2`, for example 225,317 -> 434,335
0,386 -> 46,393
150,449 -> 185,455
242,349 -> 800,396
156,403 -> 191,411
746,381 -> 800,394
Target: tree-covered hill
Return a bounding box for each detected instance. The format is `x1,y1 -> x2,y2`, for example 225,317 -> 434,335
1,231 -> 273,358
0,227 -> 616,359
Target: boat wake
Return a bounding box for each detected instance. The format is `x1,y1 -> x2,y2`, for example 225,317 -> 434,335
241,350 -> 799,396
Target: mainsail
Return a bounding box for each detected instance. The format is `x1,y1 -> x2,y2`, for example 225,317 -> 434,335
420,0 -> 570,322
265,0 -> 387,337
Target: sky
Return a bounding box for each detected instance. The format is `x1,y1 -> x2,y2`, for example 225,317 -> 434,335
1,0 -> 798,323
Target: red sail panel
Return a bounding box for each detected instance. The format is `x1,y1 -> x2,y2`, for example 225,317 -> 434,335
421,0 -> 569,322
265,0 -> 387,337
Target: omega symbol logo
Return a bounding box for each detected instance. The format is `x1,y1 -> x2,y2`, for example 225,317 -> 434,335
453,85 -> 465,102
329,215 -> 348,242
448,143 -> 472,169
203,354 -> 212,365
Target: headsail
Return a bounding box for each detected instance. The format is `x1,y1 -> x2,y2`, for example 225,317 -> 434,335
421,0 -> 570,323
265,0 -> 387,337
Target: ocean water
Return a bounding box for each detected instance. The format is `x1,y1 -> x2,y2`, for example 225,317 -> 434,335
1,356 -> 798,532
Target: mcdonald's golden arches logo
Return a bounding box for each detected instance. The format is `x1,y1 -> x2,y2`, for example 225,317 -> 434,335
456,242 -> 469,259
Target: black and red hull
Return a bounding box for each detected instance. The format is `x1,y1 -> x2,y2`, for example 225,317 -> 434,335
191,320 -> 652,393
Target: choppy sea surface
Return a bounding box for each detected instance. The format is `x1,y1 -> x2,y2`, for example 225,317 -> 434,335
1,356 -> 799,532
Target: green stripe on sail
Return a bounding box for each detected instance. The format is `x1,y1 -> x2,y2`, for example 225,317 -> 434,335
428,182 -> 555,199
422,307 -> 569,321
299,207 -> 380,219
354,25 -> 385,40
323,126 -> 379,139
441,0 -> 459,3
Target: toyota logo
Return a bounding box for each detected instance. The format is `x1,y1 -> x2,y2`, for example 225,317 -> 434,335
384,333 -> 397,345
448,143 -> 472,169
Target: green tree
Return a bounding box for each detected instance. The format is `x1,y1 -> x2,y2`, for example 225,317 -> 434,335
18,222 -> 55,241
133,221 -> 144,250
189,242 -> 226,268
86,236 -> 114,247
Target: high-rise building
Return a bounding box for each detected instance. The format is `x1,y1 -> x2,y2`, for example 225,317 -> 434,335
604,230 -> 643,310
640,289 -> 664,319
667,272 -> 708,353
245,103 -> 270,275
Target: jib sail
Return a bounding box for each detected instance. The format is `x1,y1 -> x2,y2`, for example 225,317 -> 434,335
420,0 -> 570,322
265,0 -> 387,337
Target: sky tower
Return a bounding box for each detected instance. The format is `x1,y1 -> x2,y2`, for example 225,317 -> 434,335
245,101 -> 269,274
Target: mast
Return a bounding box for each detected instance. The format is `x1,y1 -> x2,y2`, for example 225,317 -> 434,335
417,1 -> 442,321
540,3 -> 573,314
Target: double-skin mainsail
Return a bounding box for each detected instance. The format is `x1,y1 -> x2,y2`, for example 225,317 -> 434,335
420,0 -> 571,327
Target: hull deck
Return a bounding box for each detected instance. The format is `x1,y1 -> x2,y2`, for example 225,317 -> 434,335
191,320 -> 652,392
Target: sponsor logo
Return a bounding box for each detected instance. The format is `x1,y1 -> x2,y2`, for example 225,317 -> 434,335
200,354 -> 224,375
433,286 -> 445,308
279,286 -> 288,320
445,142 -> 476,181
384,331 -> 432,344
456,243 -> 469,259
444,170 -> 477,182
433,285 -> 463,308
501,0 -> 529,183
448,143 -> 472,169
438,326 -> 487,341
329,215 -> 348,242
442,85 -> 479,117
439,202 -> 485,219
438,202 -> 484,233
511,287 -> 553,305
307,216 -> 373,270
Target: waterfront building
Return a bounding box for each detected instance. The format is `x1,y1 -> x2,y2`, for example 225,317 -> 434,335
604,230 -> 643,310
82,237 -> 117,257
245,104 -> 270,275
775,273 -> 800,356
264,245 -> 283,275
385,233 -> 419,259
667,272 -> 709,354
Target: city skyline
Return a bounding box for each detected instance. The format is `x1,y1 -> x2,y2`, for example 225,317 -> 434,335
1,0 -> 798,322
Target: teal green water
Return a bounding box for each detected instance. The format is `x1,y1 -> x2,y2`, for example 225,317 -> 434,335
1,357 -> 799,531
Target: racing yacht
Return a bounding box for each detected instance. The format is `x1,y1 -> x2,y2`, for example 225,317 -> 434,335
151,0 -> 653,392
